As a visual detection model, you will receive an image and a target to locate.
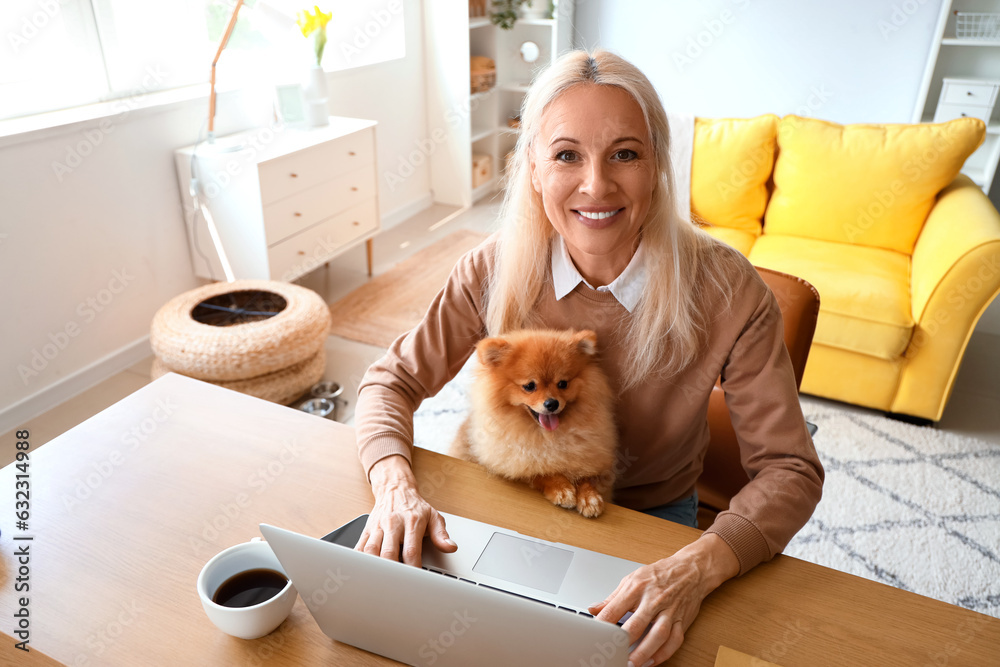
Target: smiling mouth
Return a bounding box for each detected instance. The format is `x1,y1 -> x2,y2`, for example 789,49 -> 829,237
574,208 -> 624,220
527,406 -> 561,431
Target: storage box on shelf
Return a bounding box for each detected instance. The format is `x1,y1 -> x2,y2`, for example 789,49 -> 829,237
472,153 -> 493,188
470,56 -> 496,94
175,117 -> 380,282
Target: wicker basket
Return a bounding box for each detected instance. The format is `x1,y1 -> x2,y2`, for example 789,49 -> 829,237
152,348 -> 326,406
150,279 -> 330,382
471,56 -> 496,94
955,12 -> 1000,40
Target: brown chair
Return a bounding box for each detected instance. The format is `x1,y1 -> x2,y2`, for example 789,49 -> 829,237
696,267 -> 821,530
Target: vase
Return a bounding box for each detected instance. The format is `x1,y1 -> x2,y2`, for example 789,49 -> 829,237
304,65 -> 329,128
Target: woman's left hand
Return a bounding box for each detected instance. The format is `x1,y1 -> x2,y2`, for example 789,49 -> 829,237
589,533 -> 740,667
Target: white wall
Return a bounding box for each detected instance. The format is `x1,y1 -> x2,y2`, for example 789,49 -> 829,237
574,0 -> 940,122
0,0 -> 430,432
574,0 -> 1000,335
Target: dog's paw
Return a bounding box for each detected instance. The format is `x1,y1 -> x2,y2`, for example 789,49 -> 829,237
534,475 -> 577,509
576,484 -> 604,518
547,484 -> 577,509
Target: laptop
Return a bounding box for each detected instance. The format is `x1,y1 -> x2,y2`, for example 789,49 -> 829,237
260,511 -> 644,666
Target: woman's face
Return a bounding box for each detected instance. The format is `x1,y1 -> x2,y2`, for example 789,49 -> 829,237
529,83 -> 656,284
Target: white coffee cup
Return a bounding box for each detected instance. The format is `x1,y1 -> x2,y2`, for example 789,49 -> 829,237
197,537 -> 297,639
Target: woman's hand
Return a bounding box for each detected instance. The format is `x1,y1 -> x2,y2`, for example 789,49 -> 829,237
355,455 -> 457,566
589,533 -> 740,666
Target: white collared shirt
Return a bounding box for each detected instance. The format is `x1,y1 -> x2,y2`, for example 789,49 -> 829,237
551,235 -> 647,312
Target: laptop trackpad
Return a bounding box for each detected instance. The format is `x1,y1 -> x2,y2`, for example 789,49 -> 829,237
472,532 -> 574,594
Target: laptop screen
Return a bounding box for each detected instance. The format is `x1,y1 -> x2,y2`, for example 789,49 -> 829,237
472,532 -> 574,594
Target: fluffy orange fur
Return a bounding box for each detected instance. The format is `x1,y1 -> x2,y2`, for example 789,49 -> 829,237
450,329 -> 618,517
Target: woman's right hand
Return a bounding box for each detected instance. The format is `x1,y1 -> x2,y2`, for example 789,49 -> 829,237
355,454 -> 457,566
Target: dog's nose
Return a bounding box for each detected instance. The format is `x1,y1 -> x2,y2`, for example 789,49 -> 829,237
543,398 -> 559,412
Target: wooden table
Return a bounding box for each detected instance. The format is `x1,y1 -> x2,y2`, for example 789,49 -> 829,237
1,373 -> 997,665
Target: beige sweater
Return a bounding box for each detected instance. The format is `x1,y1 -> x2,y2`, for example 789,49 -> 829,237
355,235 -> 824,575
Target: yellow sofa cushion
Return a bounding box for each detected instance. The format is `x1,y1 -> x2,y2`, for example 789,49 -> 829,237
691,115 -> 779,234
700,225 -> 758,256
748,234 -> 914,360
764,116 -> 986,255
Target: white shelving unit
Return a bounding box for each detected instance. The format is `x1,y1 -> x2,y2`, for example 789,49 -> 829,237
423,1 -> 575,212
913,1 -> 1000,194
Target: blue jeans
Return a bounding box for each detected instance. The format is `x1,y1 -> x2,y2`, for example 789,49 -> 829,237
641,490 -> 699,528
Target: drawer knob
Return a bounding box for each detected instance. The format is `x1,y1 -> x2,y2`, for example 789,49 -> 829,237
297,250 -> 305,255
351,186 -> 358,191
348,151 -> 356,156
961,113 -> 967,117
967,91 -> 973,96
290,173 -> 298,178
294,212 -> 302,217
352,221 -> 360,226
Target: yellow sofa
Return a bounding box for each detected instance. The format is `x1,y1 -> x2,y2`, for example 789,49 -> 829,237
693,114 -> 1000,422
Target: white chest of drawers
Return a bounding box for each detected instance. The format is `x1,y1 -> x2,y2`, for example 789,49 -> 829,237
933,77 -> 1000,125
175,117 -> 379,282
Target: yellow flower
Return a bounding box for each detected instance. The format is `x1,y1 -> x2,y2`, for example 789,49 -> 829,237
314,6 -> 332,29
296,5 -> 332,38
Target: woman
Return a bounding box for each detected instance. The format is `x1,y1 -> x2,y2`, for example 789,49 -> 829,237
353,49 -> 823,666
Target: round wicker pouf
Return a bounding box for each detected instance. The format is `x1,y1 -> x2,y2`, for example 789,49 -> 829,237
151,348 -> 326,406
150,280 -> 330,382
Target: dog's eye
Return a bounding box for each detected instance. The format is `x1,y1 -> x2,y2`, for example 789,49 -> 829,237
557,380 -> 568,389
522,381 -> 536,392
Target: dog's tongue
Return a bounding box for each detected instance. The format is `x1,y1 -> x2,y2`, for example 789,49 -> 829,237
539,413 -> 559,431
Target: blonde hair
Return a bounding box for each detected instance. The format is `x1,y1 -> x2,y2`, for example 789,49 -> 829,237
485,49 -> 743,389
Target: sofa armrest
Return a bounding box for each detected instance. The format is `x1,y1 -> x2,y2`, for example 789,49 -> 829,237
912,174 -> 1000,321
897,174 -> 1000,419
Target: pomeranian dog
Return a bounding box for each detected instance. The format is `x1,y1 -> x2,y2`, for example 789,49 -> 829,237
450,329 -> 618,518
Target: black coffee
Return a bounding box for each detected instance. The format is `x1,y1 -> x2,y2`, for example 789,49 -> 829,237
212,568 -> 288,608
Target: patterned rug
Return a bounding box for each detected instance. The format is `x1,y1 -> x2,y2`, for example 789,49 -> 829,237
411,360 -> 1000,619
788,396 -> 1000,619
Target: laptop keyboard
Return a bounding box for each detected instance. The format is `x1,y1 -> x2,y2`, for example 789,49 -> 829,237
420,566 -> 631,627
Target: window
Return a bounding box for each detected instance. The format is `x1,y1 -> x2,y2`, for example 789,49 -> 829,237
0,0 -> 406,123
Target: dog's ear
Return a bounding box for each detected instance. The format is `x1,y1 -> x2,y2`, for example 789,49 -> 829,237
477,337 -> 512,367
573,330 -> 598,356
